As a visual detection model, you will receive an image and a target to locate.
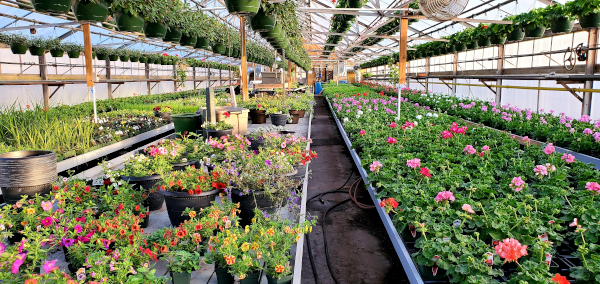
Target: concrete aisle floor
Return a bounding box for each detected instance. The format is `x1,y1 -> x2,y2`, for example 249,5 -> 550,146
301,94 -> 409,284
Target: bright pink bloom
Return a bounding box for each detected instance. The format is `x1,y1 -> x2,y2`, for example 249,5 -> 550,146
522,136 -> 531,143
370,161 -> 383,173
406,158 -> 421,169
388,122 -> 397,128
359,130 -> 366,136
462,204 -> 475,214
419,167 -> 431,178
41,217 -> 53,227
463,145 -> 477,155
585,182 -> 600,194
11,253 -> 27,274
434,191 -> 455,203
569,218 -> 578,227
510,176 -> 526,192
41,201 -> 52,211
543,143 -> 556,155
495,238 -> 527,262
43,259 -> 57,274
583,128 -> 593,135
481,145 -> 490,152
440,130 -> 453,139
561,153 -> 576,163
534,165 -> 549,177
386,137 -> 397,144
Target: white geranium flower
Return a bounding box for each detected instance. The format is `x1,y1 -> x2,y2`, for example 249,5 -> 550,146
426,113 -> 432,117
416,115 -> 422,120
343,117 -> 349,123
433,113 -> 439,118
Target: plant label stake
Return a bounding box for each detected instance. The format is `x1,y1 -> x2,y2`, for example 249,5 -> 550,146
485,252 -> 493,267
545,253 -> 552,267
432,255 -> 440,276
229,86 -> 237,107
409,224 -> 416,238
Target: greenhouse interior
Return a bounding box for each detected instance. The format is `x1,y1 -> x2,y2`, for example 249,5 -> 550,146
0,0 -> 599,283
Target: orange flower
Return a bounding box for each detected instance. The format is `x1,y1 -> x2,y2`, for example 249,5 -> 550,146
266,228 -> 275,236
551,274 -> 569,284
131,224 -> 140,231
176,180 -> 182,186
170,238 -> 178,247
24,279 -> 37,284
275,265 -> 285,273
160,245 -> 168,253
119,229 -> 126,235
256,251 -> 263,259
189,211 -> 197,218
176,229 -> 188,238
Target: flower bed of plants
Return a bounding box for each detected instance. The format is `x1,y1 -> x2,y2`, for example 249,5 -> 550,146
237,92 -> 315,115
357,81 -> 600,158
0,123 -> 317,283
323,83 -> 600,283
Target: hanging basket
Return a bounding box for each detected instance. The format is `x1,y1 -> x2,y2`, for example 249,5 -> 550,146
466,41 -> 478,50
447,45 -> 457,53
30,0 -> 71,14
139,57 -> 148,63
489,35 -> 507,45
251,8 -> 277,32
195,37 -> 210,49
28,46 -> 45,56
262,24 -> 282,39
477,37 -> 491,47
96,53 -> 108,60
113,10 -> 144,33
347,0 -> 364,8
10,44 -> 27,55
73,0 -> 109,22
550,17 -> 574,34
224,0 -> 261,15
130,57 -> 139,62
578,13 -> 600,29
524,25 -> 546,38
119,55 -> 130,62
67,50 -> 80,58
213,44 -> 227,55
508,28 -> 525,41
50,49 -> 64,58
143,21 -> 168,38
180,34 -> 197,47
163,27 -> 183,43
109,55 -> 119,61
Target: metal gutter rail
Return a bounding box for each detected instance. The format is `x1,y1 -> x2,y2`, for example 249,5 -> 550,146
326,99 -> 425,284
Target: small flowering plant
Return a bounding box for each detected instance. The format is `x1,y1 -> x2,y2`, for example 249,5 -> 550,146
119,153 -> 173,177
153,106 -> 172,113
157,166 -> 228,195
161,250 -> 201,273
0,195 -> 55,240
202,121 -> 233,130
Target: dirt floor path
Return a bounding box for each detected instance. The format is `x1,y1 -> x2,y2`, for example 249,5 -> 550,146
301,94 -> 409,284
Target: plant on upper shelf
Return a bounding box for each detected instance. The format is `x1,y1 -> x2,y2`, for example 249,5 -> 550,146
565,0 -> 600,18
519,7 -> 549,30
27,36 -> 52,49
202,121 -> 233,131
541,3 -> 575,22
62,42 -> 84,53
93,46 -> 115,55
489,20 -> 514,38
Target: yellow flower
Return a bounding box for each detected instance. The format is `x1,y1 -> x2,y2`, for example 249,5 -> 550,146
251,218 -> 256,223
241,242 -> 249,252
25,208 -> 35,215
188,211 -> 197,218
275,265 -> 285,273
256,251 -> 263,259
266,228 -> 275,237
245,226 -> 249,234
239,274 -> 246,280
251,242 -> 259,250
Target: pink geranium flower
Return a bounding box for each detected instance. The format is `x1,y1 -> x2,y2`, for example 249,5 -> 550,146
406,158 -> 421,169
569,218 -> 578,227
481,145 -> 490,152
543,143 -> 556,155
388,122 -> 397,128
359,130 -> 366,135
561,153 -> 575,163
419,167 -> 431,178
463,145 -> 477,155
11,253 -> 27,274
440,130 -> 453,139
586,182 -> 600,195
370,161 -> 383,173
462,204 -> 475,214
41,201 -> 53,211
494,238 -> 528,263
434,191 -> 455,203
43,259 -> 57,274
510,176 -> 526,192
386,137 -> 397,144
534,165 -> 548,177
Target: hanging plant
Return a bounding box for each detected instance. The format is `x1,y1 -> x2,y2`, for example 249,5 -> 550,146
565,0 -> 600,28
542,4 -> 575,34
2,33 -> 29,55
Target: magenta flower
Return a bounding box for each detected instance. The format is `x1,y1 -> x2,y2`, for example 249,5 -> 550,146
481,145 -> 490,152
406,158 -> 421,169
522,136 -> 531,142
370,161 -> 383,173
435,191 -> 455,203
74,224 -> 83,234
462,204 -> 475,214
18,239 -> 26,253
583,128 -> 593,134
0,243 -> 4,254
43,259 -> 57,274
534,165 -> 549,177
388,122 -> 397,128
386,137 -> 397,144
440,130 -> 453,139
41,217 -> 53,227
561,153 -> 576,163
359,130 -> 366,135
543,143 -> 555,155
585,182 -> 600,195
265,160 -> 271,166
11,253 -> 27,274
510,176 -> 526,192
463,145 -> 477,155
569,218 -> 578,227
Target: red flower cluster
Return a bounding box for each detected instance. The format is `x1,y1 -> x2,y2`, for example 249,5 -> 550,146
419,167 -> 431,178
449,122 -> 468,134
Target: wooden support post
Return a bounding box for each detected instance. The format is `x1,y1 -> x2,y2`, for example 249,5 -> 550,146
336,61 -> 339,86
206,87 -> 216,123
82,23 -> 97,122
146,62 -> 151,95
396,17 -> 408,121
173,65 -> 178,91
282,50 -> 286,94
240,16 -> 248,101
582,27 -> 598,116
106,58 -> 113,99
219,69 -> 222,87
452,53 -> 458,95
496,45 -> 504,104
425,57 -> 430,91
39,54 -> 49,109
288,60 -> 292,83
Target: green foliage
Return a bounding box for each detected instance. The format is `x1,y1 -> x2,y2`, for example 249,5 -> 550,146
566,0 -> 600,17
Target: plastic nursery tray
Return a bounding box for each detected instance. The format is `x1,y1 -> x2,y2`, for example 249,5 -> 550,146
326,99 -> 426,284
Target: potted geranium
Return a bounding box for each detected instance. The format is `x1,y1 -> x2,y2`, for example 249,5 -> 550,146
72,0 -> 110,22
476,24 -> 491,47
202,121 -> 234,140
489,23 -> 510,45
542,3 -> 575,34
161,251 -> 201,284
507,14 -> 526,41
520,7 -> 548,38
566,0 -> 600,28
119,153 -> 173,211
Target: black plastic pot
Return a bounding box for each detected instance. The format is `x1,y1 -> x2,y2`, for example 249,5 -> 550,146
50,49 -> 64,57
73,0 -> 109,22
67,50 -> 80,58
249,109 -> 267,124
143,21 -> 168,38
231,189 -> 276,227
170,271 -> 192,284
288,110 -> 301,124
240,271 -> 260,284
205,129 -> 233,140
172,160 -> 200,171
0,151 -> 56,205
477,37 -> 491,47
162,189 -> 220,226
417,264 -> 447,281
31,0 -> 71,14
140,212 -> 149,228
267,274 -> 292,284
248,138 -> 266,151
270,114 -> 288,126
130,57 -> 139,62
508,28 -> 525,41
466,41 -> 478,50
215,265 -> 235,284
551,17 -> 574,34
10,44 -> 27,55
8,232 -> 25,245
120,175 -> 164,211
113,10 -> 144,33
578,12 -> 600,29
524,25 -> 546,38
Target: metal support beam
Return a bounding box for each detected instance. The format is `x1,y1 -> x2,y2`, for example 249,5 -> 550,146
582,28 -> 598,115
49,85 -> 62,99
106,58 -> 113,99
0,21 -> 79,32
146,62 -> 151,95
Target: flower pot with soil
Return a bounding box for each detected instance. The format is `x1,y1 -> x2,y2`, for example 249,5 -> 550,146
73,0 -> 110,22
288,110 -> 301,124
508,28 -> 525,41
215,264 -> 235,284
267,275 -> 293,284
0,151 -> 56,204
249,109 -> 267,124
202,121 -> 234,140
270,114 -> 288,126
